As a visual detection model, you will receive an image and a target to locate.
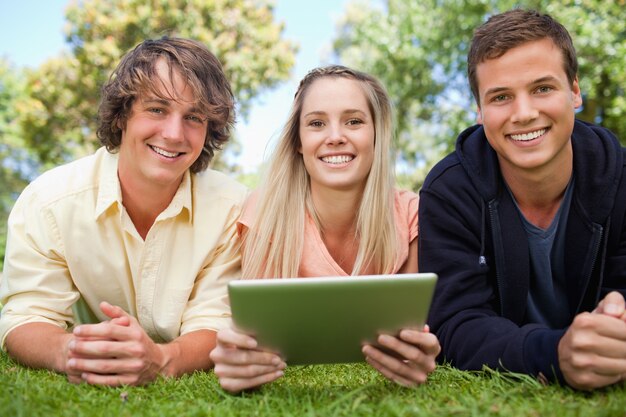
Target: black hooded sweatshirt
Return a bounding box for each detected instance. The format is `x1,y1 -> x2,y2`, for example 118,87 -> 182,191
419,119 -> 626,382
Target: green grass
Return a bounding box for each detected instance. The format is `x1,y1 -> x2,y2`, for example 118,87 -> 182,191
1,351 -> 625,417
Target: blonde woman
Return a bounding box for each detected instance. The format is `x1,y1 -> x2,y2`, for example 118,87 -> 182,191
210,66 -> 440,392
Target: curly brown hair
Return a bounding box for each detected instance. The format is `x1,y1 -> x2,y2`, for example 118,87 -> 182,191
97,37 -> 235,173
468,9 -> 578,106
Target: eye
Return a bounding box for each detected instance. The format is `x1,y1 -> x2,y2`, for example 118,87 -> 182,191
148,107 -> 165,114
308,120 -> 324,128
491,94 -> 509,103
185,114 -> 206,125
535,85 -> 553,94
346,118 -> 364,126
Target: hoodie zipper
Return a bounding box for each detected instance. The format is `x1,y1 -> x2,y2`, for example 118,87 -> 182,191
487,200 -> 505,310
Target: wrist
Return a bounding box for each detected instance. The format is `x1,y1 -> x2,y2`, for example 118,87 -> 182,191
58,333 -> 76,374
157,341 -> 179,378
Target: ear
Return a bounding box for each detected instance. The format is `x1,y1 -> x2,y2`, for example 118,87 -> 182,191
116,116 -> 124,131
571,76 -> 583,109
476,106 -> 483,125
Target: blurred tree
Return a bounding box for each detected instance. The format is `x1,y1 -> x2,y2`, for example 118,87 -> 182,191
19,0 -> 298,172
334,0 -> 625,190
0,60 -> 38,270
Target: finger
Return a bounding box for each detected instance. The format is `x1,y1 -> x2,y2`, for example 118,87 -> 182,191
593,291 -> 626,318
398,329 -> 441,356
218,370 -> 284,394
570,353 -> 626,376
362,343 -> 431,384
571,313 -> 626,342
67,356 -> 146,376
214,361 -> 285,379
80,372 -> 143,386
364,354 -> 416,387
210,345 -> 284,367
110,316 -> 131,327
377,334 -> 437,371
73,320 -> 136,342
67,373 -> 84,384
99,301 -> 130,320
69,338 -> 139,359
217,328 -> 259,349
67,343 -> 109,360
586,337 -> 626,360
565,369 -> 622,391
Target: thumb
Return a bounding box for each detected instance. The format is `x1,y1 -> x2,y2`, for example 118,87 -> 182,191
593,291 -> 626,318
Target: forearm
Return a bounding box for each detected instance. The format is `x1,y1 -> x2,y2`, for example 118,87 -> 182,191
5,322 -> 73,373
436,313 -> 549,375
159,329 -> 217,378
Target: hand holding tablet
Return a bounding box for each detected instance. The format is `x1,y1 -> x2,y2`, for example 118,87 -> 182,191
212,273 -> 438,392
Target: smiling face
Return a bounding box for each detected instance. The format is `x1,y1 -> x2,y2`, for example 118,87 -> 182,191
117,59 -> 208,196
298,77 -> 375,194
476,38 -> 582,180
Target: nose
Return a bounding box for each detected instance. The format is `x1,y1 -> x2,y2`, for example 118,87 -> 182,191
161,114 -> 184,142
510,94 -> 539,124
325,122 -> 346,145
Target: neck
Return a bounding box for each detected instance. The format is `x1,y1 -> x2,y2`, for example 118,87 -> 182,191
310,185 -> 362,235
310,184 -> 365,274
118,174 -> 180,240
500,152 -> 573,229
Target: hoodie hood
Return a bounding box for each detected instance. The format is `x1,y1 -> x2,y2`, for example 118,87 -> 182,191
454,120 -> 623,223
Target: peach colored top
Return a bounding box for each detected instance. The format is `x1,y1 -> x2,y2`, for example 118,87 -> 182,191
237,189 -> 418,277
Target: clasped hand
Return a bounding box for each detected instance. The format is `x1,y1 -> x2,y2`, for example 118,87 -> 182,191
558,291 -> 626,390
64,301 -> 166,386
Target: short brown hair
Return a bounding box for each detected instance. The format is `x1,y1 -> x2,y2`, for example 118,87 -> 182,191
97,37 -> 235,173
468,9 -> 578,105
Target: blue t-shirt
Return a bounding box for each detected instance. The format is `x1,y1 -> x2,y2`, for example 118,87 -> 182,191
508,180 -> 574,328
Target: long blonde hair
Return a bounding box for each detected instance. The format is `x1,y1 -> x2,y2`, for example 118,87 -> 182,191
243,65 -> 398,278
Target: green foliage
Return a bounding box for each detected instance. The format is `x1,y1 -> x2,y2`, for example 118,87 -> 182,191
2,352 -> 626,416
0,60 -> 36,271
334,0 -> 626,190
550,0 -> 626,138
1,0 -> 296,269
18,0 -> 298,170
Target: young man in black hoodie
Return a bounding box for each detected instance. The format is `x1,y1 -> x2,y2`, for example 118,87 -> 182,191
419,9 -> 626,390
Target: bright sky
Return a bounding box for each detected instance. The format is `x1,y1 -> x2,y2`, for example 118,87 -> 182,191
0,0 -> 350,173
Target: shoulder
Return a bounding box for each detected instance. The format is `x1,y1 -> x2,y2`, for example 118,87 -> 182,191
15,148 -> 108,209
394,188 -> 418,212
191,168 -> 248,205
394,189 -> 418,240
421,152 -> 464,191
236,189 -> 260,234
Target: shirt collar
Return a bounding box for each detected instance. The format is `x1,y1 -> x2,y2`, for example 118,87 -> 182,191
94,149 -> 193,223
95,149 -> 123,220
157,170 -> 193,223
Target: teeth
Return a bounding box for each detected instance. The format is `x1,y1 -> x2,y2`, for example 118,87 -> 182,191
510,129 -> 546,141
151,146 -> 180,158
321,155 -> 354,164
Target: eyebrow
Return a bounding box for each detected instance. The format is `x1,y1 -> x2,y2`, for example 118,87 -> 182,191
302,109 -> 367,118
530,75 -> 559,85
142,98 -> 171,106
484,76 -> 560,97
141,97 -> 204,114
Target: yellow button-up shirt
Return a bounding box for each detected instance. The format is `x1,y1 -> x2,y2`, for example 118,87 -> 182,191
0,147 -> 247,347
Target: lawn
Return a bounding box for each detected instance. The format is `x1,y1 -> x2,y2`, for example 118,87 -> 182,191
1,351 -> 625,417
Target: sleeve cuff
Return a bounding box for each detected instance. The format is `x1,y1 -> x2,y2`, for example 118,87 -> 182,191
523,327 -> 567,384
